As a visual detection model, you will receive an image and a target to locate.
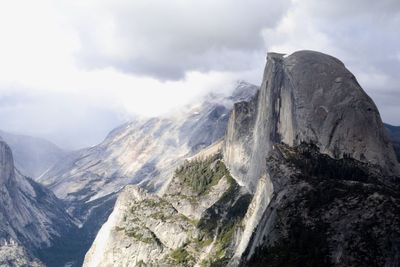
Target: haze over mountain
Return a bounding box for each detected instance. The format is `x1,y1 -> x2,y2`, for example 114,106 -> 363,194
0,130 -> 67,179
11,81 -> 256,266
83,51 -> 400,267
0,0 -> 399,266
0,0 -> 400,149
0,141 -> 83,266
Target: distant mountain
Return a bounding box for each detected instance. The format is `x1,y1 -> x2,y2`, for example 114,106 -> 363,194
35,81 -> 258,265
0,141 -> 82,266
0,130 -> 67,180
39,81 -> 258,210
384,123 -> 400,162
83,51 -> 400,266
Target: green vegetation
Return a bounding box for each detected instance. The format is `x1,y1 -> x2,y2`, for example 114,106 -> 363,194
180,214 -> 199,226
170,247 -> 194,265
125,228 -> 154,244
141,198 -> 159,207
174,153 -> 230,195
193,237 -> 213,248
150,211 -> 168,221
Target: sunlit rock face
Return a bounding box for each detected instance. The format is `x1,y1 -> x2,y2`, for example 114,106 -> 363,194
83,51 -> 400,267
25,82 -> 257,266
38,82 -> 258,204
83,153 -> 253,267
224,51 -> 399,193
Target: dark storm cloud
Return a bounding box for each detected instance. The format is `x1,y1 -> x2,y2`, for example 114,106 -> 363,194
68,0 -> 291,79
1,0 -> 400,149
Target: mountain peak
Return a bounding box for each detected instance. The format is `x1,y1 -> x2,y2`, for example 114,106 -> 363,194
224,50 -> 399,192
0,141 -> 15,185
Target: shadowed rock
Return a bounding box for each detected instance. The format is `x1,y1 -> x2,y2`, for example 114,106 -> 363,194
224,50 -> 399,193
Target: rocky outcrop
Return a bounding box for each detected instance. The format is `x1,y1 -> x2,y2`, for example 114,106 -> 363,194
0,141 -> 81,266
241,143 -> 400,266
39,81 -> 258,208
83,151 -> 252,267
83,51 -> 400,267
224,51 -> 399,193
33,82 -> 257,266
223,51 -> 400,264
0,240 -> 44,267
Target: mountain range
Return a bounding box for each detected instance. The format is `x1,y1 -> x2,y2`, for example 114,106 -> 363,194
83,51 -> 400,266
0,51 -> 399,266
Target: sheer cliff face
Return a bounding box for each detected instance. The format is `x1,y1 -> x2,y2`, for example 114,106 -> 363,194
224,51 -> 399,192
39,82 -> 258,206
0,130 -> 67,180
0,141 -> 79,266
84,154 -> 253,267
242,143 -> 400,266
0,142 -> 15,186
83,51 -> 400,267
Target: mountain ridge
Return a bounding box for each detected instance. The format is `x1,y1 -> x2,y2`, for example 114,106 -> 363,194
83,50 -> 400,267
0,130 -> 67,180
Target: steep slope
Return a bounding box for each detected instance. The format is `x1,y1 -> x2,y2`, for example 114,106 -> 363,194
241,143 -> 400,266
0,240 -> 44,267
385,123 -> 400,162
0,130 -> 67,180
83,150 -> 252,267
83,50 -> 400,267
225,50 -> 400,265
39,81 -> 258,216
0,141 -> 81,266
32,81 -> 257,266
224,51 -> 399,193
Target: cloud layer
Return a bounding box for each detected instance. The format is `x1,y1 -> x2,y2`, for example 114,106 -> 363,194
0,0 -> 399,148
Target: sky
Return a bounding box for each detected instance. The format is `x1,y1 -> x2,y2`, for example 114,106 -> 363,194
0,0 -> 399,149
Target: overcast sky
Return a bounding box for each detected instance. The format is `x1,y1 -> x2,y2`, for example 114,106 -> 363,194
0,0 -> 399,149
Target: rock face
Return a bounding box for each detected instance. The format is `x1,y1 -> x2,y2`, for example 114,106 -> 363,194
241,143 -> 400,266
0,141 -> 81,266
39,81 -> 258,205
225,50 -> 400,265
84,152 -> 252,267
37,81 -> 257,265
385,123 -> 400,162
83,50 -> 400,267
0,130 -> 67,180
0,240 -> 44,267
224,51 -> 399,192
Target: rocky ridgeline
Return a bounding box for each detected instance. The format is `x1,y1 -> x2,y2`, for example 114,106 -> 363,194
84,153 -> 252,266
242,143 -> 400,266
224,51 -> 399,193
84,50 -> 400,267
0,141 -> 84,266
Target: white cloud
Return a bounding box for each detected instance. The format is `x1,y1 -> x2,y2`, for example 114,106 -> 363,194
0,0 -> 399,148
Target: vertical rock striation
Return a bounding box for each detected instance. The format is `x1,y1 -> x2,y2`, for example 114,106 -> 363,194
224,51 -> 399,193
0,141 -> 80,266
224,50 -> 400,264
83,50 -> 400,267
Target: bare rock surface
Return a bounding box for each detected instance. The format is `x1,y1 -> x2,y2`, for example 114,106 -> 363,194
0,240 -> 44,267
0,141 -> 80,266
83,152 -> 252,267
241,143 -> 400,267
224,51 -> 399,193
